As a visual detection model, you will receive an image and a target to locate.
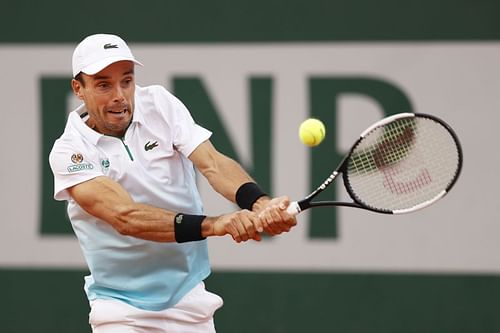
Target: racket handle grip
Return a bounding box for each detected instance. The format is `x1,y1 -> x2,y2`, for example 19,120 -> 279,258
286,201 -> 301,216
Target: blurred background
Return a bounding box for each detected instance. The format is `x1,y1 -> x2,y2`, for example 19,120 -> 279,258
1,0 -> 499,332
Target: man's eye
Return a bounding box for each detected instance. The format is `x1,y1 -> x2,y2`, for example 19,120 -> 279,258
121,78 -> 133,88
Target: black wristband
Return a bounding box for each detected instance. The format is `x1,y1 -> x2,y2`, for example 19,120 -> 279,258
235,182 -> 267,210
174,213 -> 207,243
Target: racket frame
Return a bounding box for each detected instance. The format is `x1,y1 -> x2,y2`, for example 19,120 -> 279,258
287,112 -> 463,215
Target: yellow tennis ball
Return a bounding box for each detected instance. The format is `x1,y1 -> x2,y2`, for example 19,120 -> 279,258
299,118 -> 326,147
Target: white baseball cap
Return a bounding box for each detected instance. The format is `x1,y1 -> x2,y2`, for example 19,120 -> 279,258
72,33 -> 143,77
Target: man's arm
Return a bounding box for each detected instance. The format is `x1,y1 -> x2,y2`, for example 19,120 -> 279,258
188,140 -> 254,202
189,140 -> 297,234
67,176 -> 263,242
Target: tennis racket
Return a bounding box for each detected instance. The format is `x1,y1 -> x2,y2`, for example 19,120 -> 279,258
287,113 -> 463,215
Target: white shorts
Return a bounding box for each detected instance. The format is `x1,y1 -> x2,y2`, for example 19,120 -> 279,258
89,282 -> 224,333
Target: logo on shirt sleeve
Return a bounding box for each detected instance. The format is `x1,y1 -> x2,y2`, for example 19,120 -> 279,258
67,153 -> 94,173
71,153 -> 84,164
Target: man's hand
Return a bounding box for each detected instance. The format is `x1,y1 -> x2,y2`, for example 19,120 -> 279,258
253,196 -> 297,235
206,210 -> 264,243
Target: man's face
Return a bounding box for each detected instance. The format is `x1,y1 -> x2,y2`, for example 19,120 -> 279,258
72,61 -> 136,137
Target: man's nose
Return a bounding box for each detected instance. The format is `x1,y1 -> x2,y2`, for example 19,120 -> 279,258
112,86 -> 125,102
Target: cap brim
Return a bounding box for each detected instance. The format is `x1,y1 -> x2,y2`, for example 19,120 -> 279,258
80,56 -> 143,76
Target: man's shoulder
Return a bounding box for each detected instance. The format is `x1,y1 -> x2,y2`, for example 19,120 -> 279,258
135,84 -> 180,108
135,85 -> 180,122
51,117 -> 93,155
136,84 -> 173,99
51,130 -> 86,155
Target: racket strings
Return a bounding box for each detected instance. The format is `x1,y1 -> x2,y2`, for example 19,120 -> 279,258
346,116 -> 460,212
349,117 -> 417,172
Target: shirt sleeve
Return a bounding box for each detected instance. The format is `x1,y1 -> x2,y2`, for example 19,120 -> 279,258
49,140 -> 104,201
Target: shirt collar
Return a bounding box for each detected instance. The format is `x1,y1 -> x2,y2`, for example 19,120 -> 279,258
130,97 -> 145,125
69,93 -> 144,145
70,104 -> 103,145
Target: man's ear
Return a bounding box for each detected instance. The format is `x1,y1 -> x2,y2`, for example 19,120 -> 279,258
71,79 -> 84,100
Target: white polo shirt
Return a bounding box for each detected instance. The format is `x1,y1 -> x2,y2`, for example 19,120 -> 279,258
49,85 -> 212,311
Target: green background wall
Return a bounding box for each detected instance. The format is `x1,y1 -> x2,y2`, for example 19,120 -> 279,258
1,1 -> 499,332
2,0 -> 500,43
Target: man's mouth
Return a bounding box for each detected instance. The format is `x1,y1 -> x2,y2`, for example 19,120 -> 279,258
108,106 -> 128,115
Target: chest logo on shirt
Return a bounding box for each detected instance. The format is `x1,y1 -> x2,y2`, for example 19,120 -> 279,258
101,158 -> 110,173
144,140 -> 159,151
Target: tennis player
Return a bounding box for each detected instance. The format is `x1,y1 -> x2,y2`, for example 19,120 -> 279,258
49,33 -> 296,333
